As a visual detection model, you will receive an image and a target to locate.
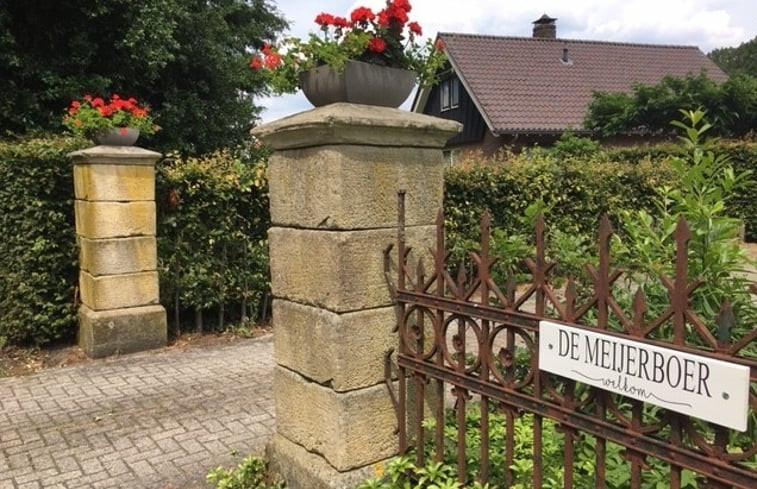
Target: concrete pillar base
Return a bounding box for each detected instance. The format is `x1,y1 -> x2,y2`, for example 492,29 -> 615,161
266,434 -> 389,489
78,304 -> 166,358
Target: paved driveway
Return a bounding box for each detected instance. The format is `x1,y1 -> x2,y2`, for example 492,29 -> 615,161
0,336 -> 275,489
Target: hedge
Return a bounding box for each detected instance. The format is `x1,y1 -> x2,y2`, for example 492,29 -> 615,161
444,151 -> 675,251
156,148 -> 271,334
605,140 -> 757,241
0,137 -> 271,346
0,136 -> 87,345
444,140 -> 756,249
0,134 -> 752,346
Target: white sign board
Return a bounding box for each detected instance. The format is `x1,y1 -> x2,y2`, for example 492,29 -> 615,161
538,320 -> 750,431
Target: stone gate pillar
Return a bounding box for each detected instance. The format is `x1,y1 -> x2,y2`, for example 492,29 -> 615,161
252,103 -> 461,489
69,145 -> 167,358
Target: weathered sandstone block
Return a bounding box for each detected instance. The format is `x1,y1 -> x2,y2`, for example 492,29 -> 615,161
274,366 -> 397,471
269,225 -> 434,312
79,271 -> 159,310
79,236 -> 157,276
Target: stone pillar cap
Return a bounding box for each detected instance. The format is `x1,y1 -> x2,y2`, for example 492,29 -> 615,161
68,145 -> 162,166
251,103 -> 462,150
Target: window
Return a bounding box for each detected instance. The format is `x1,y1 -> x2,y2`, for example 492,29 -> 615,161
440,77 -> 459,111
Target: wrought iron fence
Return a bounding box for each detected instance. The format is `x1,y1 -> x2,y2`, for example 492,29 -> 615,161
386,191 -> 756,488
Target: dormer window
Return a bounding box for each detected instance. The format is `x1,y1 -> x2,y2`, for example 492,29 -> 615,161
440,77 -> 459,111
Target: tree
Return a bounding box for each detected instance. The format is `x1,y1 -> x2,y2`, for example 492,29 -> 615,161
0,0 -> 287,154
584,72 -> 757,138
709,36 -> 757,77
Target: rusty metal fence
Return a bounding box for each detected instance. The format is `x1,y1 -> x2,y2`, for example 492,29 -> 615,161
386,191 -> 757,488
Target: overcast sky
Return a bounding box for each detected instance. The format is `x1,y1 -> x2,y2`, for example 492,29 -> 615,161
257,0 -> 756,123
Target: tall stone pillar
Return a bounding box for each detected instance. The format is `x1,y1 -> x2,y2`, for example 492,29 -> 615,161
69,146 -> 167,358
252,103 -> 461,489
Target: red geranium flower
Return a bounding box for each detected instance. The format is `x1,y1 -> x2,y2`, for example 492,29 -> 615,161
377,9 -> 389,26
378,6 -> 408,26
435,39 -> 445,51
262,43 -> 273,55
350,6 -> 375,24
250,56 -> 263,69
408,21 -> 422,36
368,37 -> 387,53
264,52 -> 282,69
393,0 -> 412,12
315,13 -> 335,27
333,16 -> 350,28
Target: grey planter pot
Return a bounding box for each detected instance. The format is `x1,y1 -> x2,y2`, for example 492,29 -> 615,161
93,127 -> 140,146
299,60 -> 416,108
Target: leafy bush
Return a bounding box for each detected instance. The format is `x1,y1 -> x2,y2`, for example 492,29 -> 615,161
443,148 -> 675,267
206,455 -> 284,489
359,405 -> 700,489
584,72 -> 757,138
156,147 -> 271,334
550,131 -> 601,158
0,135 -> 88,345
612,110 -> 756,355
443,139 -> 757,256
605,140 -> 757,241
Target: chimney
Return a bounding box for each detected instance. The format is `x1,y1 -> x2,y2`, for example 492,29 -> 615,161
532,14 -> 557,39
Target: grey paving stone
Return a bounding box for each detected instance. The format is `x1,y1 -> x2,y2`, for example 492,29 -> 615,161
0,336 -> 274,488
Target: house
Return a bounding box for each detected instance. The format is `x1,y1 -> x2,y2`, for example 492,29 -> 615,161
412,15 -> 728,155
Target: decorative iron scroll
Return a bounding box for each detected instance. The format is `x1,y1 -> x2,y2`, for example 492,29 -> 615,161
386,191 -> 756,489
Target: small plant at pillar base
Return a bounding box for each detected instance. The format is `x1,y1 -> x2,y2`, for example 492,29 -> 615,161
62,94 -> 159,138
249,0 -> 447,94
206,455 -> 285,489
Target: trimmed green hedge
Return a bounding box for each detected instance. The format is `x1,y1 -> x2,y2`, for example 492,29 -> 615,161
605,141 -> 757,241
0,137 -> 271,346
156,149 -> 271,334
444,152 -> 675,249
444,141 -> 756,247
1,134 -> 752,346
0,136 -> 87,345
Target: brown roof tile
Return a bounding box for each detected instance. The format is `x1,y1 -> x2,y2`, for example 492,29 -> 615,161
439,33 -> 728,133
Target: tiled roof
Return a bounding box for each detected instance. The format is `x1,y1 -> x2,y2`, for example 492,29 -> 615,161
438,33 -> 728,133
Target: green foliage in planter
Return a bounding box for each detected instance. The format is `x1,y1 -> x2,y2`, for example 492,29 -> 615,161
206,455 -> 284,489
156,147 -> 271,333
0,135 -> 88,345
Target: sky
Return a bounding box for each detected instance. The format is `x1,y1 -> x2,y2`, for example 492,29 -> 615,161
256,0 -> 757,123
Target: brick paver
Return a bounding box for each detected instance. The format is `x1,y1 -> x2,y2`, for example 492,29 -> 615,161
0,336 -> 275,489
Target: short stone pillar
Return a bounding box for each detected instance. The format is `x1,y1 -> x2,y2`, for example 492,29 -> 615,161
69,145 -> 167,358
252,103 -> 461,489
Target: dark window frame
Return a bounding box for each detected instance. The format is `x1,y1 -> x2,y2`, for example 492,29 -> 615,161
440,77 -> 459,111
